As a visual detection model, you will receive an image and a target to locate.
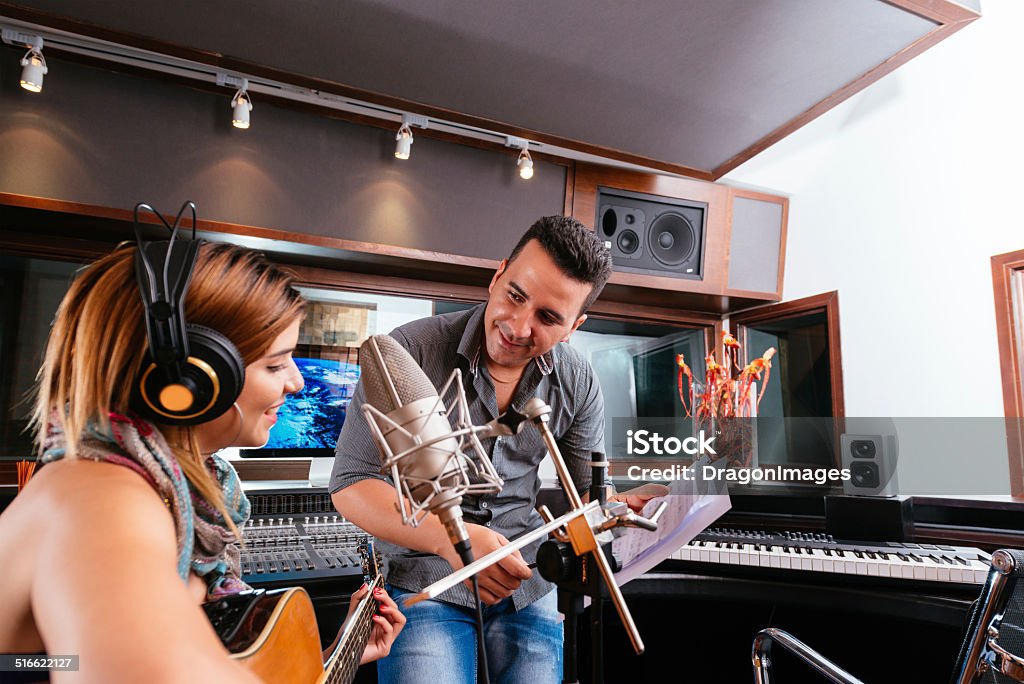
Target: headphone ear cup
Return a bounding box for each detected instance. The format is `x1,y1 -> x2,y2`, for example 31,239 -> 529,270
181,324 -> 245,424
132,324 -> 244,426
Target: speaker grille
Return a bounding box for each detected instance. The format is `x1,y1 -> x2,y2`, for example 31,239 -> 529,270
728,195 -> 783,293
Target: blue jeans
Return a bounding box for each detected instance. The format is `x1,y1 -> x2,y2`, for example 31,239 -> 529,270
377,585 -> 563,684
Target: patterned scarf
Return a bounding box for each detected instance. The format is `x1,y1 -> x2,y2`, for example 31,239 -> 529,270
41,412 -> 251,599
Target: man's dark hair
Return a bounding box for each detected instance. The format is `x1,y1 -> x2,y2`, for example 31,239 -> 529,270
507,215 -> 613,315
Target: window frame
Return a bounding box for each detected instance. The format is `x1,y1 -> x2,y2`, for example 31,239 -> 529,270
991,249 -> 1024,497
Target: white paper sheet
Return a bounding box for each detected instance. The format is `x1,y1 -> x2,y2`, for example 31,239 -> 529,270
611,488 -> 731,585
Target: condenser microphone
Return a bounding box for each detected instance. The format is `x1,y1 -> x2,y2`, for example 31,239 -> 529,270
359,334 -> 502,565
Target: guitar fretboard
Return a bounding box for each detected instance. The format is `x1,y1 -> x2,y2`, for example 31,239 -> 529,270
323,575 -> 384,684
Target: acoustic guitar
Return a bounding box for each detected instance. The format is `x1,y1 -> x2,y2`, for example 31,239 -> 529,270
204,541 -> 384,684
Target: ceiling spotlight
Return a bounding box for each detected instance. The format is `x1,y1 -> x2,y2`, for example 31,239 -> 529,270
394,113 -> 428,160
395,123 -> 413,160
19,36 -> 47,93
517,148 -> 534,180
231,79 -> 252,129
506,136 -> 535,180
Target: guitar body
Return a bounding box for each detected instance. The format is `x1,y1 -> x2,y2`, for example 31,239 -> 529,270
204,541 -> 384,684
205,587 -> 324,684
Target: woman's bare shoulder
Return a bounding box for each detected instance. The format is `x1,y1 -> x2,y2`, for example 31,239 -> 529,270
20,459 -> 259,682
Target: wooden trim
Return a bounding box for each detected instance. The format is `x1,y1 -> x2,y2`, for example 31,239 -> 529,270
0,229 -> 111,263
719,287 -> 783,303
721,184 -> 736,300
587,302 -> 719,329
730,291 -> 846,420
777,197 -> 790,297
0,192 -> 499,271
710,9 -> 980,179
883,0 -> 981,24
991,249 -> 1024,496
563,162 -> 576,218
826,291 -> 846,419
288,264 -> 489,304
711,319 -> 724,362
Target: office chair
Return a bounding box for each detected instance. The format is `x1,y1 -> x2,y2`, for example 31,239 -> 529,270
750,549 -> 1024,683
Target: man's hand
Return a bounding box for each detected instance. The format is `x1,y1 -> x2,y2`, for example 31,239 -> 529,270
442,522 -> 532,605
608,483 -> 671,513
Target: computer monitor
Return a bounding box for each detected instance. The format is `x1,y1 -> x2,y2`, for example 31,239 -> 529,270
241,354 -> 359,459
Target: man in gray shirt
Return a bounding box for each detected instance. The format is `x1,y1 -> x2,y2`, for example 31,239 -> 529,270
330,216 -> 660,683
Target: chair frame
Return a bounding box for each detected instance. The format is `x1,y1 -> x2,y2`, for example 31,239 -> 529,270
750,549 -> 1024,683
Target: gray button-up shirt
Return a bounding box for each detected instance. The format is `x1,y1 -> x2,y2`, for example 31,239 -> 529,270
329,303 -> 604,609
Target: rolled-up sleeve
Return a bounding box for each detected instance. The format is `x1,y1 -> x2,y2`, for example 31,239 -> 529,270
556,360 -> 605,496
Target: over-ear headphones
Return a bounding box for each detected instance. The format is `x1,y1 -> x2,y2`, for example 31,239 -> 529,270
130,201 -> 245,426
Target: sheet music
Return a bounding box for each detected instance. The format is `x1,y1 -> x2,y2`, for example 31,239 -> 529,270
611,483 -> 731,585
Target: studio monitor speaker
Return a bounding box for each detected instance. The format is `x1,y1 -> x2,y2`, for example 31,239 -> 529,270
840,433 -> 899,497
597,187 -> 706,280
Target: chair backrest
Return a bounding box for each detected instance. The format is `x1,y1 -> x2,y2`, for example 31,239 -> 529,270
952,549 -> 1024,684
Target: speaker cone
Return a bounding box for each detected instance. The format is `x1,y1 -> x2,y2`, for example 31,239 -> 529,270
851,440 -> 876,458
850,462 -> 880,488
617,229 -> 640,255
648,212 -> 695,266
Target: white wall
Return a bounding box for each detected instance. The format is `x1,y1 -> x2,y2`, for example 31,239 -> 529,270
723,0 -> 1024,419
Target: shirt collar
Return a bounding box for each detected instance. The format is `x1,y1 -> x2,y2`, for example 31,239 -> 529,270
456,303 -> 556,377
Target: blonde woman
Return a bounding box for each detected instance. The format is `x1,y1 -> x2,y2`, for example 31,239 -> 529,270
0,241 -> 403,682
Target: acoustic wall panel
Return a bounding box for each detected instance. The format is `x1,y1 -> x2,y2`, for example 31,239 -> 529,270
727,195 -> 784,294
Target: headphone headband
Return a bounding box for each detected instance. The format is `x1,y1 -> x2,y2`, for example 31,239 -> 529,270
130,202 -> 245,426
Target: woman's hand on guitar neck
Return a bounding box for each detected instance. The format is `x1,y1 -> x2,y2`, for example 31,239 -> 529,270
344,583 -> 406,665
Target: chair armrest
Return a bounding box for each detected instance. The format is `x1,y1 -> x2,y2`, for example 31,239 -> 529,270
752,627 -> 865,684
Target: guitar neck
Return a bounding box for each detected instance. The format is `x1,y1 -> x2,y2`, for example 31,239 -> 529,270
319,573 -> 385,684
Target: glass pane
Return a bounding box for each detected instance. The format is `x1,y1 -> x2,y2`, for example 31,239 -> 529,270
569,318 -> 707,461
0,256 -> 84,461
742,311 -> 835,468
244,287 -> 436,458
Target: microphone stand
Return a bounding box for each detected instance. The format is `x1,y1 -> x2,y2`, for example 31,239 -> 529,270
538,451 -> 614,684
405,398 -> 667,682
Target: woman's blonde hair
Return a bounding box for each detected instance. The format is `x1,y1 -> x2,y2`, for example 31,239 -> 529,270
32,241 -> 305,523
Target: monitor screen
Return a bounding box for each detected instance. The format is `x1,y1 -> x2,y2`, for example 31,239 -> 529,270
242,356 -> 360,458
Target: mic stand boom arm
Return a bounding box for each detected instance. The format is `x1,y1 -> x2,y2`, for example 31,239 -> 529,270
403,501 -> 601,605
521,398 -> 645,656
407,397 -> 654,656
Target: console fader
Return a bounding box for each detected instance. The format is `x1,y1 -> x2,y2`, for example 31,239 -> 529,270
239,487 -> 370,585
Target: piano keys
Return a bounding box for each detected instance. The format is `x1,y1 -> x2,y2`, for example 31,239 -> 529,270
664,528 -> 991,587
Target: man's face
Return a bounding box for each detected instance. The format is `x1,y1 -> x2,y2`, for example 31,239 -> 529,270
483,239 -> 592,370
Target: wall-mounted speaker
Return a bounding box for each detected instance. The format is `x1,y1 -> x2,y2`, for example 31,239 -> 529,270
840,433 -> 899,497
597,187 -> 706,280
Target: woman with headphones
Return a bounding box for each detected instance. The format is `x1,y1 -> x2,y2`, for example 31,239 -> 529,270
0,229 -> 404,681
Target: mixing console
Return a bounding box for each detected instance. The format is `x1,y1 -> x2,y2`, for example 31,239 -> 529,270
239,487 -> 371,585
